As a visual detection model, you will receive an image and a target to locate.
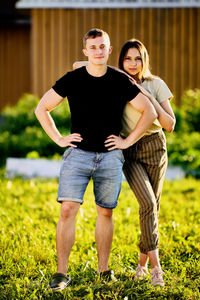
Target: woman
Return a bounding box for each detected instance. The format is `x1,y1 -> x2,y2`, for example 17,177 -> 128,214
117,39 -> 175,287
73,39 -> 175,287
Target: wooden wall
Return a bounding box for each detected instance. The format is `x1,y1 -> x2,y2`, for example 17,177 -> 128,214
1,8 -> 199,109
31,8 -> 200,104
0,25 -> 30,110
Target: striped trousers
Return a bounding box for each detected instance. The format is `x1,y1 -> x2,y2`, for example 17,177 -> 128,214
123,130 -> 168,254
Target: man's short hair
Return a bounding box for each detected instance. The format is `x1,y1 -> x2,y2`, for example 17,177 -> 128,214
83,28 -> 110,48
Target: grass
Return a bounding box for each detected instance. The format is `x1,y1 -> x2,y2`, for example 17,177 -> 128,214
0,175 -> 200,299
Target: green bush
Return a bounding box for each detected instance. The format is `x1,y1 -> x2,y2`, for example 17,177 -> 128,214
166,132 -> 200,171
165,88 -> 200,176
0,94 -> 71,134
180,89 -> 200,132
0,89 -> 200,175
171,89 -> 200,133
0,94 -> 40,133
0,94 -> 70,166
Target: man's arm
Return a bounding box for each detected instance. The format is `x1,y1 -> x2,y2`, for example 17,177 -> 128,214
134,83 -> 176,133
105,92 -> 157,150
35,88 -> 82,147
126,92 -> 158,144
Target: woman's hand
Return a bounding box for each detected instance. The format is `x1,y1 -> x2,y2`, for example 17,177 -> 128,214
73,61 -> 88,70
104,135 -> 132,151
57,133 -> 82,147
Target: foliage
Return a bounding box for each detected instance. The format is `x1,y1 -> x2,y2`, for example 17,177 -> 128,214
0,94 -> 70,165
166,132 -> 200,173
180,89 -> 200,132
0,89 -> 200,174
165,89 -> 200,175
171,89 -> 200,133
1,94 -> 71,133
0,177 -> 199,299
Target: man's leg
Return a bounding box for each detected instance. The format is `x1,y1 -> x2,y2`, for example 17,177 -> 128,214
56,201 -> 80,274
56,148 -> 93,274
93,150 -> 124,273
95,205 -> 113,272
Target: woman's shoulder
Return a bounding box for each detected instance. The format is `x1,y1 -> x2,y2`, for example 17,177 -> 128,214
145,76 -> 164,86
143,76 -> 168,92
145,76 -> 173,102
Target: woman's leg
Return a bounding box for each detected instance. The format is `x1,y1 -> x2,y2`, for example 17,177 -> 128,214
123,158 -> 159,257
138,253 -> 148,267
123,158 -> 158,281
123,132 -> 168,281
144,133 -> 168,269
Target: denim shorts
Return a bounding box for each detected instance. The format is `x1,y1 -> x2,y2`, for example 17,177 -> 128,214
57,147 -> 125,209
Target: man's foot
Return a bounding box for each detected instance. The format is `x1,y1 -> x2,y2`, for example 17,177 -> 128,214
151,266 -> 165,287
95,270 -> 117,282
50,273 -> 72,291
134,264 -> 149,280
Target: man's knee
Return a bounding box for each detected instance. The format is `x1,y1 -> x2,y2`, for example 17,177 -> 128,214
60,202 -> 80,220
97,205 -> 113,218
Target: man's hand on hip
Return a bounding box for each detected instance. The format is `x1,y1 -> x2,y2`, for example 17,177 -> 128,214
57,133 -> 82,147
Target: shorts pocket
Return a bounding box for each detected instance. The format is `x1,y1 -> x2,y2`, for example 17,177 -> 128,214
114,149 -> 125,164
120,150 -> 125,163
62,147 -> 74,160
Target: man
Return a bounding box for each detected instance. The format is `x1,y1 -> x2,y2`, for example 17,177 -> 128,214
35,28 -> 157,291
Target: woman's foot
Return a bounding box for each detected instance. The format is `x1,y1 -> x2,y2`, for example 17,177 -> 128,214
134,264 -> 149,280
151,266 -> 165,287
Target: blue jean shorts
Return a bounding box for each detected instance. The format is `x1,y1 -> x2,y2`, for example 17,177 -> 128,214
57,147 -> 125,209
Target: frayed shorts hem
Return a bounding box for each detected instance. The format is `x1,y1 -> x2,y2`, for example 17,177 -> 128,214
57,197 -> 83,204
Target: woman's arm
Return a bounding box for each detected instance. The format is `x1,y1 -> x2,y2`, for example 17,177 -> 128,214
134,82 -> 176,133
149,97 -> 176,133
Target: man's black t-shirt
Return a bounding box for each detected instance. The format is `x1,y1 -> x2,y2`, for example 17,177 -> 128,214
52,66 -> 140,152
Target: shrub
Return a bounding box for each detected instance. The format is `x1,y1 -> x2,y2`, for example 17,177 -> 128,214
172,89 -> 200,133
0,89 -> 200,176
166,132 -> 200,172
165,88 -> 200,176
0,94 -> 70,166
0,94 -> 71,134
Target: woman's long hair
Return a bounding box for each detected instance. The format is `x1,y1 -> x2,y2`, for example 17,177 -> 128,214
118,39 -> 155,81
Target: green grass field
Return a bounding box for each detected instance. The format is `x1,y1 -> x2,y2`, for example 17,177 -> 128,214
0,176 -> 200,299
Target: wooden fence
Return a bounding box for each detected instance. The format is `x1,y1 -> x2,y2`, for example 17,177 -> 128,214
31,8 -> 200,104
0,8 -> 200,109
0,25 -> 30,110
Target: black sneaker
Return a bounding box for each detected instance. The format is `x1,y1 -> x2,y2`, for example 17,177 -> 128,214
50,273 -> 72,291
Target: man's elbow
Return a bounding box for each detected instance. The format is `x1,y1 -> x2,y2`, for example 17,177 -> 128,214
35,105 -> 40,119
35,103 -> 45,120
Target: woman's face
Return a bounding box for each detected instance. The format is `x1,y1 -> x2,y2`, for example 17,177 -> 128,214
123,47 -> 143,79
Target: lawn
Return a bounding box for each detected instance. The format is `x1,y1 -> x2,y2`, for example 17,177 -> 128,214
0,175 -> 200,299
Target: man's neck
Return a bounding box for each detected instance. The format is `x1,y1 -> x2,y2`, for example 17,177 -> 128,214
86,63 -> 107,77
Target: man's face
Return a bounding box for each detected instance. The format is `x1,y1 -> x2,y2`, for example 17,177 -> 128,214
83,35 -> 112,65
